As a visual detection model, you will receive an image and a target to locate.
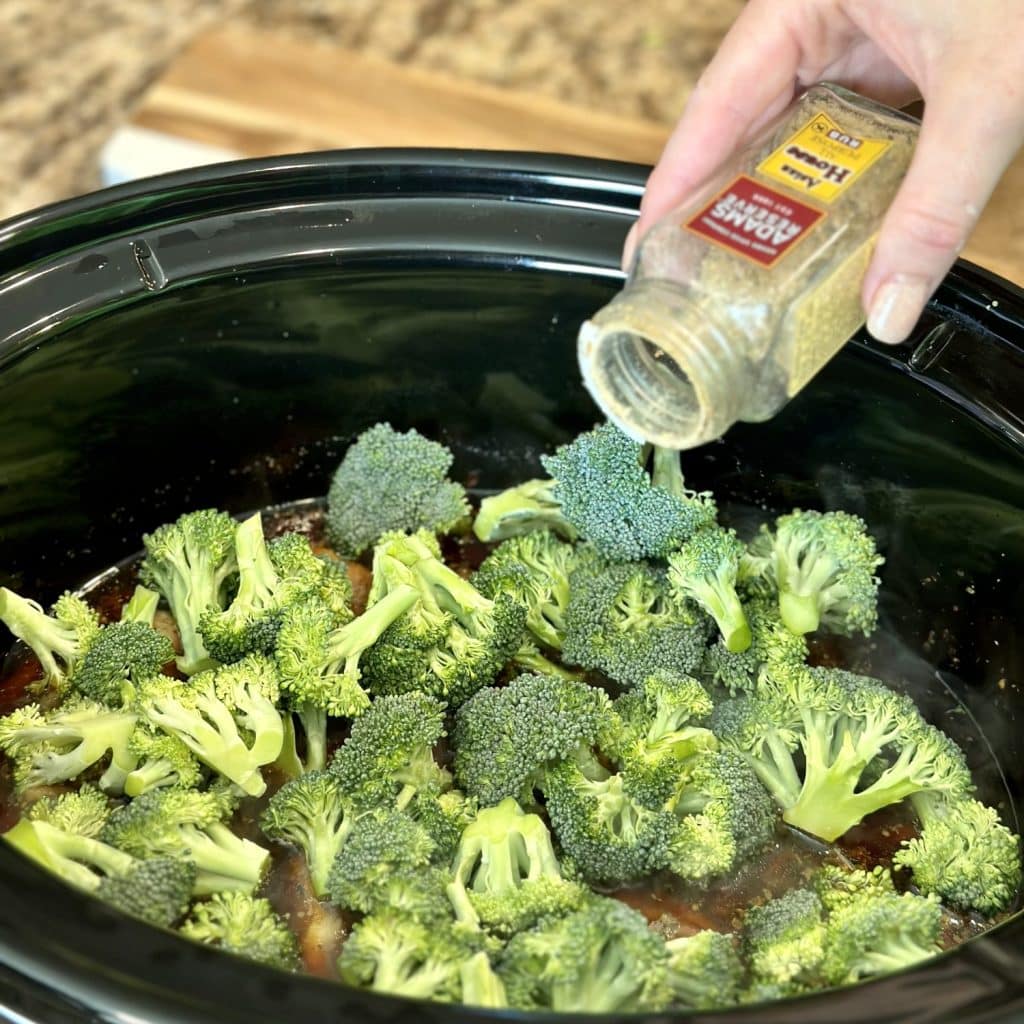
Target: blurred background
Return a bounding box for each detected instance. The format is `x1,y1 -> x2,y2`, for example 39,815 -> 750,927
2,0 -> 1021,283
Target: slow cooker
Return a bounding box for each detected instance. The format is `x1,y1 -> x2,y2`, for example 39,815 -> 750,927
0,151 -> 1023,1023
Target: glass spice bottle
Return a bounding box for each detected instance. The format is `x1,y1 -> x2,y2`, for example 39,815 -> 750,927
578,83 -> 920,450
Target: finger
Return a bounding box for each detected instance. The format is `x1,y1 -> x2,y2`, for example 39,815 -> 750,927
863,80 -> 1024,344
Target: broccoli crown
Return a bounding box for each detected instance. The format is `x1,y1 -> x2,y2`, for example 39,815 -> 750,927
100,787 -> 269,895
542,759 -> 674,884
540,423 -> 716,561
325,422 -> 469,557
756,509 -> 884,637
668,524 -> 751,653
260,769 -> 354,898
71,622 -> 174,707
743,887 -> 827,990
119,585 -> 160,626
0,587 -> 100,692
406,788 -> 479,863
473,530 -> 576,651
894,795 -> 1022,914
25,783 -> 111,837
472,478 -> 577,544
701,597 -> 808,696
452,672 -> 612,807
139,658 -> 283,797
96,856 -> 196,928
140,508 -> 238,675
497,896 -> 672,1013
124,722 -> 202,797
181,892 -> 299,970
713,666 -> 972,842
0,697 -> 138,793
270,533 -> 354,620
329,691 -> 450,809
447,797 -> 587,936
275,589 -> 416,718
666,750 -> 777,884
563,556 -> 710,688
665,930 -> 744,1010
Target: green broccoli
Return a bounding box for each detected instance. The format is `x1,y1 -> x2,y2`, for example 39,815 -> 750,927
24,782 -> 111,836
139,655 -> 284,797
328,691 -> 450,809
667,524 -> 751,653
139,509 -> 238,674
665,930 -> 743,1010
0,588 -> 100,692
562,556 -> 709,688
452,672 -> 612,807
181,892 -> 299,970
260,770 -> 354,898
473,529 -> 576,651
510,639 -> 583,680
406,788 -> 478,863
744,510 -> 884,637
71,622 -> 174,706
101,786 -> 269,895
446,797 -> 588,936
539,423 -> 715,561
325,422 -> 470,556
96,856 -> 196,928
894,793 -> 1022,914
713,666 -> 972,842
459,951 -> 510,1008
0,697 -> 138,793
497,896 -> 672,1012
472,478 -> 576,543
743,887 -> 827,991
120,585 -> 161,625
124,721 -> 203,796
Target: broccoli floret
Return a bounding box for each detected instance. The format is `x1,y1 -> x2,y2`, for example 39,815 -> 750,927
139,655 -> 283,797
667,524 -> 751,653
26,782 -> 111,836
542,758 -> 674,884
610,671 -> 717,808
713,666 -> 972,842
275,589 -> 418,719
329,691 -> 450,809
338,911 -> 485,1002
71,622 -> 174,706
447,797 -> 588,936
459,951 -> 509,1008
701,597 -> 808,696
270,533 -> 353,620
894,794 -> 1022,914
746,510 -> 884,637
363,531 -> 527,705
0,588 -> 100,692
497,897 -> 671,1013
181,892 -> 299,970
562,556 -> 709,688
120,585 -> 161,625
472,479 -> 576,543
101,787 -> 269,895
0,697 -> 138,793
743,887 -> 827,991
406,788 -> 478,863
539,423 -> 715,561
473,530 -> 576,651
96,857 -> 196,928
124,721 -> 202,796
325,422 -> 469,556
665,930 -> 743,1010
260,770 -> 354,898
666,750 -> 777,884
139,509 -> 238,675
452,672 -> 612,807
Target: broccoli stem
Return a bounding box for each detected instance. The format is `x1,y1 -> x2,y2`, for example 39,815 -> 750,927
326,585 -> 420,665
296,703 -> 327,773
0,589 -> 80,682
123,758 -> 177,797
232,514 -> 278,614
186,824 -> 268,895
779,590 -> 821,635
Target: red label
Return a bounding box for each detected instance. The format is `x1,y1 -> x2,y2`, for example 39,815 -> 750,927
684,175 -> 824,267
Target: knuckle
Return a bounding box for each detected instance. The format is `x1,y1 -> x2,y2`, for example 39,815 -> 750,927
891,202 -> 971,256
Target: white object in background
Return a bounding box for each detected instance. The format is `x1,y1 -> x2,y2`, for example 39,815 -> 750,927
99,125 -> 242,187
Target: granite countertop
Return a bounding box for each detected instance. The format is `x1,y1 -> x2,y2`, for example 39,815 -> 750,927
0,0 -> 741,219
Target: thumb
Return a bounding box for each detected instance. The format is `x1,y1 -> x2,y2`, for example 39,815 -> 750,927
864,81 -> 1024,344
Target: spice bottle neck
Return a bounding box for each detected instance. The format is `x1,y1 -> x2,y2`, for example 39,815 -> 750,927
577,278 -> 747,449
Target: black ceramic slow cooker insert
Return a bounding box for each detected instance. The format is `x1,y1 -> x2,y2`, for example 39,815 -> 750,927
0,151 -> 1023,1024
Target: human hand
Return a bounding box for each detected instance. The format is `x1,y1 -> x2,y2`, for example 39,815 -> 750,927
626,0 -> 1024,344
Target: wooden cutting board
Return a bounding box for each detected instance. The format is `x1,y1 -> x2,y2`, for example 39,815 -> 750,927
109,25 -> 1024,285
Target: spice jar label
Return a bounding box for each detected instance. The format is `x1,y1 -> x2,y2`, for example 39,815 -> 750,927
683,175 -> 824,267
756,111 -> 892,203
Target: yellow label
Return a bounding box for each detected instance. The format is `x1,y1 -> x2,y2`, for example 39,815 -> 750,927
757,112 -> 891,203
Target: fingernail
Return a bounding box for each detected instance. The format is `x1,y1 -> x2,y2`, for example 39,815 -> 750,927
621,221 -> 640,272
866,275 -> 931,345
